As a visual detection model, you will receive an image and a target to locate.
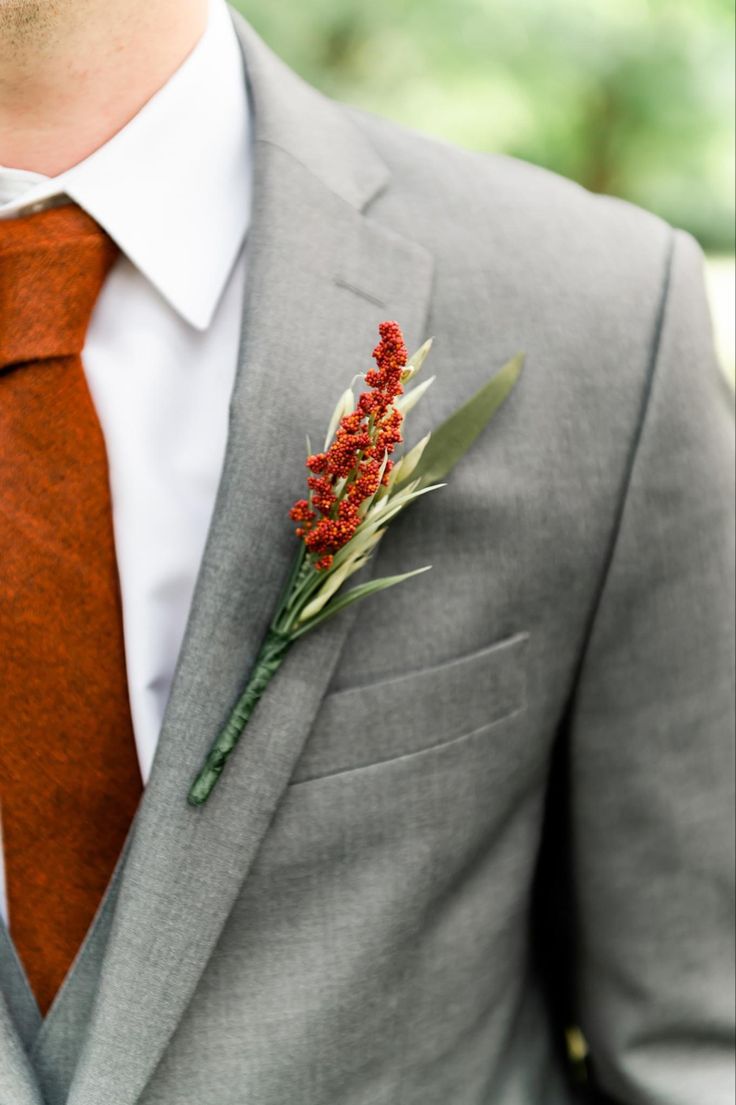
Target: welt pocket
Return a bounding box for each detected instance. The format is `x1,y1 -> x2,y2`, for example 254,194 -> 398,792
290,631 -> 530,784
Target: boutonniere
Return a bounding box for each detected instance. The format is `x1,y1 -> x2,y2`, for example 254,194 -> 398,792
188,322 -> 522,806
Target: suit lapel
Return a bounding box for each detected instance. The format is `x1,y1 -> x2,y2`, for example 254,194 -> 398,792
0,920 -> 40,1056
66,15 -> 433,1105
0,987 -> 43,1105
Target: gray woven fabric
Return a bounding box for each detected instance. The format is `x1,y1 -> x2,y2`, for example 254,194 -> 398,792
1,8 -> 733,1104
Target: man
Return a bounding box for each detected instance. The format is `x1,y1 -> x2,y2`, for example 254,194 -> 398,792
0,0 -> 733,1101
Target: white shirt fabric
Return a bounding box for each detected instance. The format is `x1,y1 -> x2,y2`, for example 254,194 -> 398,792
0,0 -> 252,920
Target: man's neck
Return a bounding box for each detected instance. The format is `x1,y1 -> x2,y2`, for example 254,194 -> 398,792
0,0 -> 209,176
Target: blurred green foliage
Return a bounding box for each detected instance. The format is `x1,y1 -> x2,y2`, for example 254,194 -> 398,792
233,0 -> 735,251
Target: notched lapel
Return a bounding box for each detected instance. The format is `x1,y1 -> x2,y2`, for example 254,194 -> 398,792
67,17 -> 434,1105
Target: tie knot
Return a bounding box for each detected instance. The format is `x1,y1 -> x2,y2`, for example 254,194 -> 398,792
0,202 -> 119,368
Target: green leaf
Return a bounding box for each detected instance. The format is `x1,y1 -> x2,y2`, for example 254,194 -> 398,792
330,482 -> 445,572
290,565 -> 432,639
402,352 -> 523,490
394,375 -> 435,416
295,537 -> 382,624
402,336 -> 434,381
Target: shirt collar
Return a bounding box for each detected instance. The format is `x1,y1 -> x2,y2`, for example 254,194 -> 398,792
0,0 -> 252,331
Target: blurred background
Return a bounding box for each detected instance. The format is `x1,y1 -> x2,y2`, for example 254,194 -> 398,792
233,0 -> 735,378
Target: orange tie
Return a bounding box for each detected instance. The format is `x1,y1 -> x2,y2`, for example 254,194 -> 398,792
0,203 -> 143,1015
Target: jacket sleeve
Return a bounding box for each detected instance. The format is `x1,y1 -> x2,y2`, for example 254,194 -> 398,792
566,228 -> 735,1103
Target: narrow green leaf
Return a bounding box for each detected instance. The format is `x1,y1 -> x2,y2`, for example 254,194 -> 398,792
401,337 -> 434,382
273,542 -> 307,624
401,352 -> 524,490
295,535 -> 383,624
324,386 -> 355,450
331,483 -> 444,572
394,375 -> 435,416
290,565 -> 432,639
389,432 -> 431,488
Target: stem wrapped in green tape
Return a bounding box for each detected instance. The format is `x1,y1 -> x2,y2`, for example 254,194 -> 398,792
187,628 -> 293,806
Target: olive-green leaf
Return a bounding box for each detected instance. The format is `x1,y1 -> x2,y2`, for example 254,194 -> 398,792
290,565 -> 431,639
404,351 -> 524,490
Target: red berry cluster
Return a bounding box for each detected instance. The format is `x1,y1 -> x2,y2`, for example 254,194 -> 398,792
289,321 -> 408,566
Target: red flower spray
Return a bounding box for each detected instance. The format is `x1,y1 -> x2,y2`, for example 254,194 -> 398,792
289,321 -> 409,563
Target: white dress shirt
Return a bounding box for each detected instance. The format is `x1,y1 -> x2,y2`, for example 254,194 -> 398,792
0,0 -> 252,920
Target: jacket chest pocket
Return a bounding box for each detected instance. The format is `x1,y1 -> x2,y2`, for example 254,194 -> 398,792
291,631 -> 529,785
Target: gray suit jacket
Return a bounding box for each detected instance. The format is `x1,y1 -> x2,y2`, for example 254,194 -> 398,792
1,10 -> 733,1105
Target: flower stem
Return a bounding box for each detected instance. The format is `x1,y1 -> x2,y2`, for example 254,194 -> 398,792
187,628 -> 293,806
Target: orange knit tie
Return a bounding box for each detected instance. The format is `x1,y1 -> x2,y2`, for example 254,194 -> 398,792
0,203 -> 143,1016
